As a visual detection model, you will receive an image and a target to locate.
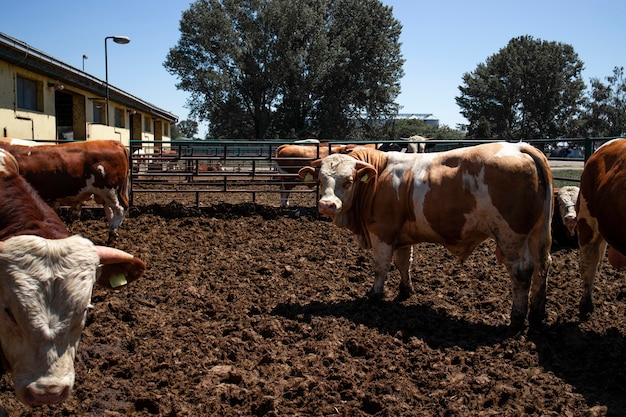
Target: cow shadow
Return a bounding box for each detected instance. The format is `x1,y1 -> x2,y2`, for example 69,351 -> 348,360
271,298 -> 626,414
528,322 -> 626,415
271,297 -> 508,351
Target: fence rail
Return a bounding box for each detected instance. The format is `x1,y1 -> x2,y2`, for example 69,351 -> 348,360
130,140 -> 316,206
129,137 -> 618,207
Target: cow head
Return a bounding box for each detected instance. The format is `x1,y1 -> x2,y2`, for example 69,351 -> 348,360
555,186 -> 579,237
299,154 -> 377,220
0,234 -> 145,406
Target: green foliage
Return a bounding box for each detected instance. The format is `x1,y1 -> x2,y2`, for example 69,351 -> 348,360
165,0 -> 404,140
390,119 -> 465,140
580,66 -> 626,137
175,119 -> 199,139
456,35 -> 586,140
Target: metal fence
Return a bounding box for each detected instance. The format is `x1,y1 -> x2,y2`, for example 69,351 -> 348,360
130,139 -> 321,206
129,137 -> 618,207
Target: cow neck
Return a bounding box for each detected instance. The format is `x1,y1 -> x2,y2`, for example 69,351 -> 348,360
0,173 -> 70,241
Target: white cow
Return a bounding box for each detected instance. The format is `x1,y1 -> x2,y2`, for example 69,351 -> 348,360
552,186 -> 579,247
0,148 -> 146,406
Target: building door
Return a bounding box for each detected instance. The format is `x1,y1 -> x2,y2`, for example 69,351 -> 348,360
54,91 -> 73,141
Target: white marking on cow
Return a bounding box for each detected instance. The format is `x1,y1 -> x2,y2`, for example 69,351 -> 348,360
97,164 -> 106,178
555,186 -> 579,236
0,235 -> 99,406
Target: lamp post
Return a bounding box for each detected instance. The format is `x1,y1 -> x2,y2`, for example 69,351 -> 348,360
104,35 -> 130,126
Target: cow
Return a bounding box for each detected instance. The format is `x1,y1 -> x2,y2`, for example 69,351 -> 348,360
274,142 -> 376,207
576,138 -> 626,320
0,148 -> 145,406
299,142 -> 553,330
377,136 -> 433,153
0,139 -> 130,245
405,135 -> 433,153
551,186 -> 579,248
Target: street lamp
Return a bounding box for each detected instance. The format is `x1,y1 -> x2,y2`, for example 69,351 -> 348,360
104,35 -> 130,126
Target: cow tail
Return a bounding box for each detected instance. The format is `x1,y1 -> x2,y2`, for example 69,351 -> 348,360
525,145 -> 554,247
119,145 -> 130,209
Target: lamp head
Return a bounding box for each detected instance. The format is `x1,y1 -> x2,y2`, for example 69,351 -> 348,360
111,36 -> 130,44
104,36 -> 130,45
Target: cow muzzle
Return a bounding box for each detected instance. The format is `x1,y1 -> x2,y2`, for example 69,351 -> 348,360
564,217 -> 577,236
318,199 -> 338,217
20,382 -> 71,406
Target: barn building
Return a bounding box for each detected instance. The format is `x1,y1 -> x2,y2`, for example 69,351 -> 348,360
0,32 -> 177,146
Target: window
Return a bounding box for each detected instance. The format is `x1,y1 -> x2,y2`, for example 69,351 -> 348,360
144,116 -> 152,133
93,102 -> 104,124
114,107 -> 125,128
16,75 -> 42,111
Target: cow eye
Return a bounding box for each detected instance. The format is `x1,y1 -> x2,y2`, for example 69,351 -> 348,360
3,305 -> 16,325
343,178 -> 354,189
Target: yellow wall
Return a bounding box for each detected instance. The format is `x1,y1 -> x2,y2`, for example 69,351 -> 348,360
0,60 -> 173,146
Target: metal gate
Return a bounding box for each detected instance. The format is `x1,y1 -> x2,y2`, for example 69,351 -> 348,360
129,139 -> 319,207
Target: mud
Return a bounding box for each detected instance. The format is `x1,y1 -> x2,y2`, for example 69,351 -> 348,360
0,191 -> 624,416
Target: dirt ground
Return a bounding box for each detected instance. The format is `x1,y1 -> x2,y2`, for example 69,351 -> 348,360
1,189 -> 625,417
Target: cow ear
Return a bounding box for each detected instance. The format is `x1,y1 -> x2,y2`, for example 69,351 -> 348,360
95,246 -> 146,289
298,166 -> 318,183
357,166 -> 377,184
310,159 -> 322,167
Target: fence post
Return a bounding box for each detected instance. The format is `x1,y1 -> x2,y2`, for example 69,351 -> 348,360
584,137 -> 593,162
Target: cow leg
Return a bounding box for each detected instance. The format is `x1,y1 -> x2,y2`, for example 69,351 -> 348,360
280,189 -> 290,208
105,203 -> 125,246
368,237 -> 393,300
393,245 -> 414,300
96,191 -> 126,246
579,237 -> 607,321
528,251 -> 551,327
507,260 -> 533,331
280,183 -> 295,208
70,203 -> 82,219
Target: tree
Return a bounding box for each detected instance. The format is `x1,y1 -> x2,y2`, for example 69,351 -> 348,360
312,0 -> 404,139
456,35 -> 586,139
581,66 -> 626,137
164,0 -> 404,140
391,119 -> 466,140
175,119 -> 199,139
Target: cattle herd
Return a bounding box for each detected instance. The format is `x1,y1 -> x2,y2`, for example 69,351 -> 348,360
0,137 -> 625,411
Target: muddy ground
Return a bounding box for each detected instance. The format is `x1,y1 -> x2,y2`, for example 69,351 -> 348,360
0,189 -> 625,417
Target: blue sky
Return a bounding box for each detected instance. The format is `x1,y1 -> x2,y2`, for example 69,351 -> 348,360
3,0 -> 625,136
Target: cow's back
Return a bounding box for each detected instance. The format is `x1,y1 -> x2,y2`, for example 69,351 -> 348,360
0,140 -> 129,206
363,143 -> 552,256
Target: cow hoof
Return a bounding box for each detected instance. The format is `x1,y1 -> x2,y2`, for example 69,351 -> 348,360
509,315 -> 526,333
396,286 -> 414,301
579,302 -> 594,322
528,309 -> 546,327
107,232 -> 119,247
367,289 -> 384,302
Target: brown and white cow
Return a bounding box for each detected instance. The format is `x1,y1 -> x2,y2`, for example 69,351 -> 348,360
299,142 -> 553,329
0,139 -> 130,245
0,148 -> 145,406
552,186 -> 579,248
576,138 -> 626,319
274,141 -> 375,207
405,135 -> 433,153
